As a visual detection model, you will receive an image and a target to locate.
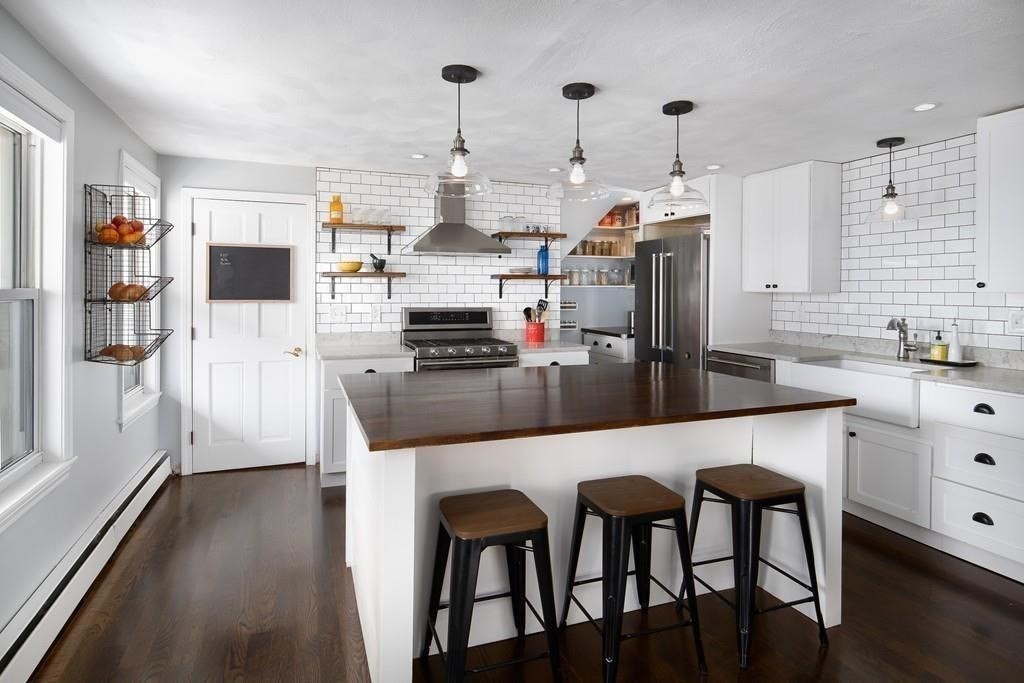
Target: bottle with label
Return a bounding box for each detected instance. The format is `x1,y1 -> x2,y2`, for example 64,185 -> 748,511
929,331 -> 948,361
537,243 -> 549,275
329,195 -> 344,224
948,321 -> 962,363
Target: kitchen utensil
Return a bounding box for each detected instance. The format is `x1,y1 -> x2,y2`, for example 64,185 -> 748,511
536,298 -> 549,319
523,307 -> 533,322
369,253 -> 387,272
336,261 -> 363,273
509,266 -> 534,274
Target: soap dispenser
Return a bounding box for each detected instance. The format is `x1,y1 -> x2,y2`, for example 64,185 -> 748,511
930,330 -> 948,361
948,320 -> 963,363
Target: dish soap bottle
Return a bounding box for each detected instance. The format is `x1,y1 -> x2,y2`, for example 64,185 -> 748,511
329,195 -> 344,224
930,331 -> 948,361
537,243 -> 549,275
948,321 -> 962,363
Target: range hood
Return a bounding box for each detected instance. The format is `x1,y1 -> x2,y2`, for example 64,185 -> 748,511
405,195 -> 511,256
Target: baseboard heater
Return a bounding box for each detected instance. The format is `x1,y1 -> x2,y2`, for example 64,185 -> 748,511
0,450 -> 170,682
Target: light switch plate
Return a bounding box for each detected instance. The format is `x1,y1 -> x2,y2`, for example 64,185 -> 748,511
370,304 -> 383,323
1009,310 -> 1024,334
329,304 -> 347,323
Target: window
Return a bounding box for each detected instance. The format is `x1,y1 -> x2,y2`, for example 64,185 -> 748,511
0,117 -> 37,474
117,151 -> 161,430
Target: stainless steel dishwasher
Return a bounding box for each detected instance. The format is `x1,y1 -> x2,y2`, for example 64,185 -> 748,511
706,349 -> 775,382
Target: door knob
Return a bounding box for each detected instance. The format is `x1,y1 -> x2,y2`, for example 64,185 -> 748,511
283,347 -> 303,357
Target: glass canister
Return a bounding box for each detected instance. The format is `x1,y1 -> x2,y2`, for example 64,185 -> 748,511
609,268 -> 623,285
580,268 -> 594,286
597,269 -> 609,286
610,241 -> 620,256
568,268 -> 580,286
576,240 -> 588,256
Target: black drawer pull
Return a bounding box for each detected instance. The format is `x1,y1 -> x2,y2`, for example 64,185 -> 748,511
765,284 -> 771,289
549,361 -> 560,366
605,343 -> 612,348
973,403 -> 995,415
592,340 -> 599,346
973,453 -> 996,466
771,283 -> 778,288
848,431 -> 857,437
364,369 -> 377,373
972,512 -> 994,526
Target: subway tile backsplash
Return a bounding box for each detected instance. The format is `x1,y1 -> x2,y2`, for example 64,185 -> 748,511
773,133 -> 1024,353
315,168 -> 560,333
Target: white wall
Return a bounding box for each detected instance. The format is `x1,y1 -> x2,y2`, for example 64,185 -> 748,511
156,155 -> 315,469
315,167 -> 560,333
0,5 -> 167,632
774,134 -> 1024,351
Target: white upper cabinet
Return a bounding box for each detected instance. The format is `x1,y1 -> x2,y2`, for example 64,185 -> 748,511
975,107 -> 1024,293
741,161 -> 841,293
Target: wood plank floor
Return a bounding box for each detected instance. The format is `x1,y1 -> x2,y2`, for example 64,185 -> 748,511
32,465 -> 1024,681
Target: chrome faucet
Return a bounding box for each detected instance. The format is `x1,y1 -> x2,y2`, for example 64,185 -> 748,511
886,317 -> 918,360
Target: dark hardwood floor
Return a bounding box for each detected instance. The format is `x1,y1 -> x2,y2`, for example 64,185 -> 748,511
33,466 -> 1024,682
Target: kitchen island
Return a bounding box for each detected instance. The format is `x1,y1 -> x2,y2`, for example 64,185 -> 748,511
342,363 -> 854,682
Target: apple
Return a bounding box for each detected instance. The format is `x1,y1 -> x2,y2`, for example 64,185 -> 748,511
117,223 -> 134,237
111,215 -> 128,227
129,219 -> 144,232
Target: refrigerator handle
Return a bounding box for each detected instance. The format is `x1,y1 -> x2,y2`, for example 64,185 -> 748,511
651,252 -> 660,350
657,253 -> 665,350
663,252 -> 673,351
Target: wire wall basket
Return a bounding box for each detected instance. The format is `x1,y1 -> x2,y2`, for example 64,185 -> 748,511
84,184 -> 174,365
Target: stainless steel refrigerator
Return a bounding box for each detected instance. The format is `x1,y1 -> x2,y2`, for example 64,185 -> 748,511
634,232 -> 709,367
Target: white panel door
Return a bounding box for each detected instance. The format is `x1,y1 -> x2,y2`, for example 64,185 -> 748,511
741,171 -> 775,292
847,423 -> 932,527
192,198 -> 309,473
772,162 -> 812,292
976,107 -> 1024,292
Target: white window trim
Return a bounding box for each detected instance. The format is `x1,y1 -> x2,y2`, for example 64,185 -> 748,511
117,150 -> 162,431
0,48 -> 75,534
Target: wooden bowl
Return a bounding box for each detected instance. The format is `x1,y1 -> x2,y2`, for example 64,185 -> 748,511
337,261 -> 363,273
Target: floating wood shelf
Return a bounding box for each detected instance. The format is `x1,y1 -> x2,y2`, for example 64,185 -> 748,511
321,270 -> 406,300
490,273 -> 566,299
591,224 -> 640,231
493,231 -> 567,247
321,222 -> 407,255
563,254 -> 635,260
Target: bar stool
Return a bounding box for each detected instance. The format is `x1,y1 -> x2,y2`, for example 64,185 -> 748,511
687,464 -> 828,669
560,475 -> 707,683
421,489 -> 562,683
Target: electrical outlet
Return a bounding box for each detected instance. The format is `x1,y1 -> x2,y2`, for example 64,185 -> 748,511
370,304 -> 383,323
329,304 -> 347,323
1009,310 -> 1024,334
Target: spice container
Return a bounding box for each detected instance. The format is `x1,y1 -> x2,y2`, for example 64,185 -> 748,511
567,268 -> 580,286
609,268 -> 623,285
610,241 -> 620,256
580,268 -> 594,286
597,269 -> 609,286
612,212 -> 624,227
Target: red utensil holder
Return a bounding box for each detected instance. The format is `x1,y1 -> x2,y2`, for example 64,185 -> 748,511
525,321 -> 546,342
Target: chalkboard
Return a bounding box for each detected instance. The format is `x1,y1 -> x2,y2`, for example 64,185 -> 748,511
207,243 -> 292,302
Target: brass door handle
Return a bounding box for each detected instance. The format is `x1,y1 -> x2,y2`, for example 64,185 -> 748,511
283,347 -> 303,357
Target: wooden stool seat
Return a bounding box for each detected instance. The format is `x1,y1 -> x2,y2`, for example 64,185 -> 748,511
695,464 -> 804,501
577,475 -> 686,517
440,489 -> 547,540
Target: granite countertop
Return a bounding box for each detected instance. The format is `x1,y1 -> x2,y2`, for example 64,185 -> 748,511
316,333 -> 413,361
340,364 -> 856,451
499,330 -> 590,354
581,326 -> 635,339
709,341 -> 1024,396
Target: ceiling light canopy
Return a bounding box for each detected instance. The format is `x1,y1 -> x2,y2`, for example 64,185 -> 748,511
912,102 -> 939,112
648,100 -> 707,216
547,167 -> 562,173
705,164 -> 722,171
410,153 -> 428,159
423,65 -> 492,198
866,136 -> 907,223
547,83 -> 609,203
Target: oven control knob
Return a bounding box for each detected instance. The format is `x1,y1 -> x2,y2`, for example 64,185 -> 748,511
429,348 -> 440,356
447,347 -> 457,355
464,347 -> 475,354
480,346 -> 491,354
497,346 -> 508,354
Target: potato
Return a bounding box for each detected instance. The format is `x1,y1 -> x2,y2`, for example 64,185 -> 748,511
123,284 -> 146,301
112,345 -> 134,362
108,282 -> 127,300
130,345 -> 145,361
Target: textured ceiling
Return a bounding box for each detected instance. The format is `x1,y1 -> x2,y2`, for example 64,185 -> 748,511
3,0 -> 1023,188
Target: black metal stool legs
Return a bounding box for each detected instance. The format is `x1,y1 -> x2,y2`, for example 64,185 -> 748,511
446,537 -> 483,683
601,515 -> 631,683
734,501 -> 763,669
422,524 -> 452,659
530,529 -> 564,680
504,543 -> 527,639
796,497 -> 829,649
560,498 -> 587,628
630,523 -> 652,610
672,508 -> 708,675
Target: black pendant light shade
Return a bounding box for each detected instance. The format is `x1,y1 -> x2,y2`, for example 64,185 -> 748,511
424,64 -> 493,198
547,82 -> 609,202
648,100 -> 707,216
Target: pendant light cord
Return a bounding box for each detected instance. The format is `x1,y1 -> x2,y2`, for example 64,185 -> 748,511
456,82 -> 462,134
888,143 -> 894,184
575,98 -> 581,145
675,114 -> 681,161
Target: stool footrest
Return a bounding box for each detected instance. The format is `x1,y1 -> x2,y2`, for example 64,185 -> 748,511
467,650 -> 552,675
756,596 -> 815,615
437,589 -> 513,611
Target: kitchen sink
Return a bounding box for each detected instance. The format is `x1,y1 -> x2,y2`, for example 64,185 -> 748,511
785,358 -> 920,427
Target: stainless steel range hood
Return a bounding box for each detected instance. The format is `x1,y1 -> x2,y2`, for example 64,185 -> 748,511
405,195 -> 511,256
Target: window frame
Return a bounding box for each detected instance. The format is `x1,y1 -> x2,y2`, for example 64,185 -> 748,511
117,150 -> 162,431
0,288 -> 39,474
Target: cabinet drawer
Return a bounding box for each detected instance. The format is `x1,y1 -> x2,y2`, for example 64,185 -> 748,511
922,383 -> 1024,439
519,351 -> 590,367
934,423 -> 1024,502
583,333 -> 632,359
931,477 -> 1024,564
323,357 -> 413,388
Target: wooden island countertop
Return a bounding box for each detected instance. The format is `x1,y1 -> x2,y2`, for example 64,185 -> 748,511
340,363 -> 855,451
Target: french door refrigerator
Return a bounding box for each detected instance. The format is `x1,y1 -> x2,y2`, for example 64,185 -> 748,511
634,232 -> 709,367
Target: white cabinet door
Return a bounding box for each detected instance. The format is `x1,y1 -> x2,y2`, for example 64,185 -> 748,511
772,163 -> 812,292
847,424 -> 932,527
976,107 -> 1024,293
741,172 -> 775,292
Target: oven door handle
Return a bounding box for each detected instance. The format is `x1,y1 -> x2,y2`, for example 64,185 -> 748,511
417,357 -> 519,371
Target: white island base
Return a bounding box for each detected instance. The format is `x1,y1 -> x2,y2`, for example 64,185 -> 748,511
346,406 -> 844,682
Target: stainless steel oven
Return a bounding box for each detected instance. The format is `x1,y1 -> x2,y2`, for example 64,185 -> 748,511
401,307 -> 519,371
416,357 -> 519,371
706,350 -> 774,382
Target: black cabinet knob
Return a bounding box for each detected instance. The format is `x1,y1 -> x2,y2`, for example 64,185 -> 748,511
765,284 -> 771,289
605,343 -> 612,348
364,369 -> 377,373
848,431 -> 857,437
972,512 -> 994,526
973,403 -> 995,415
771,283 -> 778,288
549,361 -> 560,366
973,453 -> 996,466
592,340 -> 599,346
976,282 -> 986,288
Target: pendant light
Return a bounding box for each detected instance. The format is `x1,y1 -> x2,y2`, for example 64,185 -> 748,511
648,100 -> 707,216
547,83 -> 609,202
423,65 -> 493,198
865,137 -> 906,222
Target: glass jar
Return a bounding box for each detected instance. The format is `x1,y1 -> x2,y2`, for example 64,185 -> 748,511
609,268 -> 623,285
580,268 -> 594,286
568,268 -> 580,286
610,241 -> 620,256
597,269 -> 609,286
576,240 -> 587,256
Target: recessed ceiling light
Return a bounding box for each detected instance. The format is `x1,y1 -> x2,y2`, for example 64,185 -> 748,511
705,164 -> 722,171
409,153 -> 428,159
912,102 -> 938,112
547,167 -> 562,173
621,196 -> 634,202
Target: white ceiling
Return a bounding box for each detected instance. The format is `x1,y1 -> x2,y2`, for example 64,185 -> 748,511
4,0 -> 1023,188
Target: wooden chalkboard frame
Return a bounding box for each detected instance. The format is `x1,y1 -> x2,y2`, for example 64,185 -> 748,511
206,242 -> 294,302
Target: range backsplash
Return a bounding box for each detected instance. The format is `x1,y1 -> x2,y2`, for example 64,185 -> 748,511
315,167 -> 560,333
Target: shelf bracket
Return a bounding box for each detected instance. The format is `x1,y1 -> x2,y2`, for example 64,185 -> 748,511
330,277 -> 337,300
387,277 -> 393,299
545,278 -> 553,298
331,229 -> 337,253
498,278 -> 505,299
386,229 -> 393,255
